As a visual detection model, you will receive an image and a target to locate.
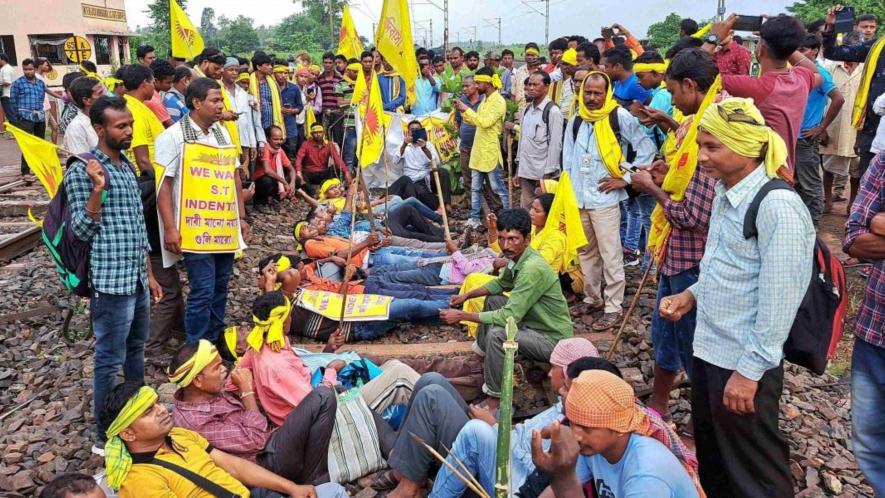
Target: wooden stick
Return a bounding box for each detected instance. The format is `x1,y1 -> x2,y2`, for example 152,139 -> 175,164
336,167 -> 364,328
506,133 -> 513,208
429,155 -> 452,242
409,432 -> 490,498
440,440 -> 487,496
605,263 -> 655,360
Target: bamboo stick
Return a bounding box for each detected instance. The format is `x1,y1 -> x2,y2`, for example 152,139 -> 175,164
439,440 -> 487,496
409,432 -> 490,498
605,262 -> 655,360
495,317 -> 519,498
429,155 -> 452,242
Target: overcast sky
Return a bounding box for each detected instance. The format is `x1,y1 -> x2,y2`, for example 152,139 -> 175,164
125,0 -> 796,45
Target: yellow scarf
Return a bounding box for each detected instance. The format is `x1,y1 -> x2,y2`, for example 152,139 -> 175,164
249,73 -> 285,139
246,298 -> 292,351
576,72 -> 623,178
223,326 -> 241,363
852,35 -> 885,129
647,75 -> 721,263
105,386 -> 158,490
219,83 -> 242,154
270,255 -> 292,290
166,339 -> 219,387
534,171 -> 587,272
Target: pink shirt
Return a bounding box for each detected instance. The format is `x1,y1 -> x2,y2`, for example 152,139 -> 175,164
722,67 -> 816,173
236,339 -> 338,426
145,90 -> 172,123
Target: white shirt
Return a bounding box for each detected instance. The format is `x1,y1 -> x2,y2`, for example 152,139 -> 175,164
62,110 -> 98,155
0,64 -> 15,98
392,141 -> 442,183
154,116 -> 244,266
227,84 -> 263,148
872,92 -> 885,154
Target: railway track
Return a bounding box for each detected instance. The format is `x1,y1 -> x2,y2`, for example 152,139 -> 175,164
0,177 -> 48,263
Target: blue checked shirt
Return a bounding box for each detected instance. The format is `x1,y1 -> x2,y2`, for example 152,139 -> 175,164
689,165 -> 815,381
10,76 -> 46,123
65,148 -> 150,295
162,88 -> 189,123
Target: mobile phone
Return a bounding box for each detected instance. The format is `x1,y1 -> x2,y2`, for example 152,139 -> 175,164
733,15 -> 764,32
834,6 -> 855,34
601,27 -> 615,39
411,128 -> 428,144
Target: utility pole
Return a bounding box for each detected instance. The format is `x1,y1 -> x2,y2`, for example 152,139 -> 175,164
462,26 -> 477,45
716,0 -> 726,21
415,18 -> 433,46
483,17 -> 502,45
415,0 -> 448,52
522,0 -> 550,45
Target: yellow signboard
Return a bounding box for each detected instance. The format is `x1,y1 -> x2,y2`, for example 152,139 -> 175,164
298,290 -> 393,322
63,36 -> 92,64
177,142 -> 241,252
81,4 -> 127,22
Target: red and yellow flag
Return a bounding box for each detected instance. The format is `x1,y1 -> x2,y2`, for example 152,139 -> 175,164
337,4 -> 364,62
6,122 -> 62,198
355,69 -> 386,167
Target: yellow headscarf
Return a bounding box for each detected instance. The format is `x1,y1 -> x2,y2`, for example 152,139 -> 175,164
273,65 -> 290,74
525,47 -> 540,56
246,296 -> 292,351
308,64 -> 322,75
104,386 -> 158,490
310,123 -> 325,133
474,73 -> 503,90
318,178 -> 343,201
268,255 -> 292,290
249,72 -> 286,139
576,72 -> 624,178
104,76 -> 123,94
236,72 -> 250,83
223,326 -> 241,363
293,222 -> 307,251
852,36 -> 885,129
166,340 -> 220,388
79,65 -> 99,80
561,48 -> 578,66
647,75 -> 721,263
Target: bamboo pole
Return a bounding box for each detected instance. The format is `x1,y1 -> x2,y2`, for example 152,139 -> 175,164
605,262 -> 654,360
495,317 -> 519,498
505,133 -> 513,208
440,440 -> 487,495
409,433 -> 490,498
429,155 -> 452,242
335,167 -> 364,330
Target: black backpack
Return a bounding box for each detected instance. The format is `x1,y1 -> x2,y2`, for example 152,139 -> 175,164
743,179 -> 848,374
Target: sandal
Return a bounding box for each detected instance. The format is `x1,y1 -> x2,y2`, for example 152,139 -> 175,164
842,257 -> 872,268
592,313 -> 622,332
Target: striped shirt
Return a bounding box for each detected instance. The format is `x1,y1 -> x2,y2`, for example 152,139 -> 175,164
689,165 -> 815,381
316,72 -> 342,110
65,148 -> 149,295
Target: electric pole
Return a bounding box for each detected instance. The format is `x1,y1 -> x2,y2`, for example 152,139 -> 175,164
716,0 -> 726,21
415,0 -> 448,51
484,17 -> 502,45
328,0 -> 336,49
462,26 -> 477,45
522,0 -> 550,45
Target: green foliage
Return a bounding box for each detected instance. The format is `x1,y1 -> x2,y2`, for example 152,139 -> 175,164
787,0 -> 884,33
646,12 -> 682,50
219,16 -> 261,56
200,7 -> 221,49
141,0 -> 188,58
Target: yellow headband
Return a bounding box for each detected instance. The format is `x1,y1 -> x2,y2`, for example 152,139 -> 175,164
310,123 -> 325,133
525,48 -> 540,56
318,178 -> 342,200
633,62 -> 668,74
474,73 -> 503,89
273,65 -> 290,73
347,62 -> 362,71
167,339 -> 220,388
308,64 -> 322,73
294,221 -> 307,240
104,76 -> 123,92
236,72 -> 250,83
561,48 -> 578,66
247,297 -> 292,351
276,255 -> 292,272
104,386 -> 158,490
699,97 -> 788,178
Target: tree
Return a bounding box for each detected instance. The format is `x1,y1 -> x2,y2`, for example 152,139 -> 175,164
787,0 -> 883,34
646,12 -> 682,50
143,0 -> 188,57
297,0 -> 344,50
200,7 -> 220,48
220,15 -> 261,55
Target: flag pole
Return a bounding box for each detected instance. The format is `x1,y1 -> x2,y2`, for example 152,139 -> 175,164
506,132 -> 513,208
430,155 -> 452,242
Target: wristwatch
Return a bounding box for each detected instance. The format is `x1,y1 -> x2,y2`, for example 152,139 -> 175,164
704,34 -> 720,45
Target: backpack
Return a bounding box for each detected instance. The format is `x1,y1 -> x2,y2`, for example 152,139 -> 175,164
744,179 -> 848,375
41,154 -> 111,297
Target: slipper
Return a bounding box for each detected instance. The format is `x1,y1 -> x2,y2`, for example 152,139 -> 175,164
842,257 -> 872,268
592,313 -> 621,332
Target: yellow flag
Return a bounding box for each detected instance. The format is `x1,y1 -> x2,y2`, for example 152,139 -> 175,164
338,5 -> 364,61
6,122 -> 62,198
543,171 -> 587,272
375,0 -> 419,105
356,69 -> 386,167
170,0 -> 204,60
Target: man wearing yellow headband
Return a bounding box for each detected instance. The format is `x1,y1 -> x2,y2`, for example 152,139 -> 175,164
295,121 -> 353,189
601,45 -> 652,106
273,60 -> 305,159
168,340 -> 341,488
101,381 -> 345,497
563,71 -> 656,331
549,48 -> 579,114
512,43 -> 543,111
659,97 -> 814,498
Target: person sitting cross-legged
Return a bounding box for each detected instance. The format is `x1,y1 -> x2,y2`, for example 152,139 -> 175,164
295,123 -> 353,192
168,340 -> 337,485
100,381 -> 347,498
439,208 -> 574,408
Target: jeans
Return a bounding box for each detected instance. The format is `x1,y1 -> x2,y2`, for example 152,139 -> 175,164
363,278 -> 456,300
430,419 -> 497,498
390,197 -> 443,223
342,126 -> 357,172
619,194 -> 655,252
17,118 -> 47,175
651,267 -> 700,377
470,166 -> 509,221
354,297 -> 450,340
183,253 -> 235,343
91,282 -> 151,439
0,97 -> 15,127
851,336 -> 885,496
370,246 -> 446,267
371,263 -> 444,286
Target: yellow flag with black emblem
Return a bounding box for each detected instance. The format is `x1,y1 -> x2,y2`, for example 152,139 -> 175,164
170,0 -> 204,60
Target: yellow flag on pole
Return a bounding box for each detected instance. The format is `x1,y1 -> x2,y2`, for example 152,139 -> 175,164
355,69 -> 386,167
375,0 -> 419,105
6,122 -> 62,198
170,0 -> 204,60
338,4 -> 364,61
543,171 -> 588,273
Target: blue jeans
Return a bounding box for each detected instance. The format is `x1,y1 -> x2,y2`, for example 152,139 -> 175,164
354,297 -> 450,339
372,262 -> 444,286
391,197 -> 443,223
91,282 -> 150,439
852,336 -> 885,496
363,278 -> 456,300
184,253 -> 235,343
342,127 -> 357,172
651,267 -> 699,378
430,419 -> 497,498
620,194 -> 655,252
470,167 -> 509,221
370,246 -> 446,267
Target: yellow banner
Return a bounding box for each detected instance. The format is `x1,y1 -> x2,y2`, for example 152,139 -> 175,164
178,143 -> 241,252
421,115 -> 458,162
297,290 -> 392,322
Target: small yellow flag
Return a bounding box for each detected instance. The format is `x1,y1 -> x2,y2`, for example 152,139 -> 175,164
375,0 -> 419,105
355,69 -> 386,168
544,171 -> 588,272
5,121 -> 62,198
337,5 -> 364,62
170,0 -> 204,60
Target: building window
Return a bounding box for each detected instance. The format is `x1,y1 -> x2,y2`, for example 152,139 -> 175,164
118,37 -> 129,64
29,34 -> 74,64
94,35 -> 111,65
0,36 -> 17,65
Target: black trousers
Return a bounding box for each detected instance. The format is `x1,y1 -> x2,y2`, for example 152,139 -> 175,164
387,204 -> 445,242
258,386 -> 337,485
0,97 -> 15,127
388,171 -> 451,211
254,176 -> 281,205
691,357 -> 793,498
17,118 -> 46,175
